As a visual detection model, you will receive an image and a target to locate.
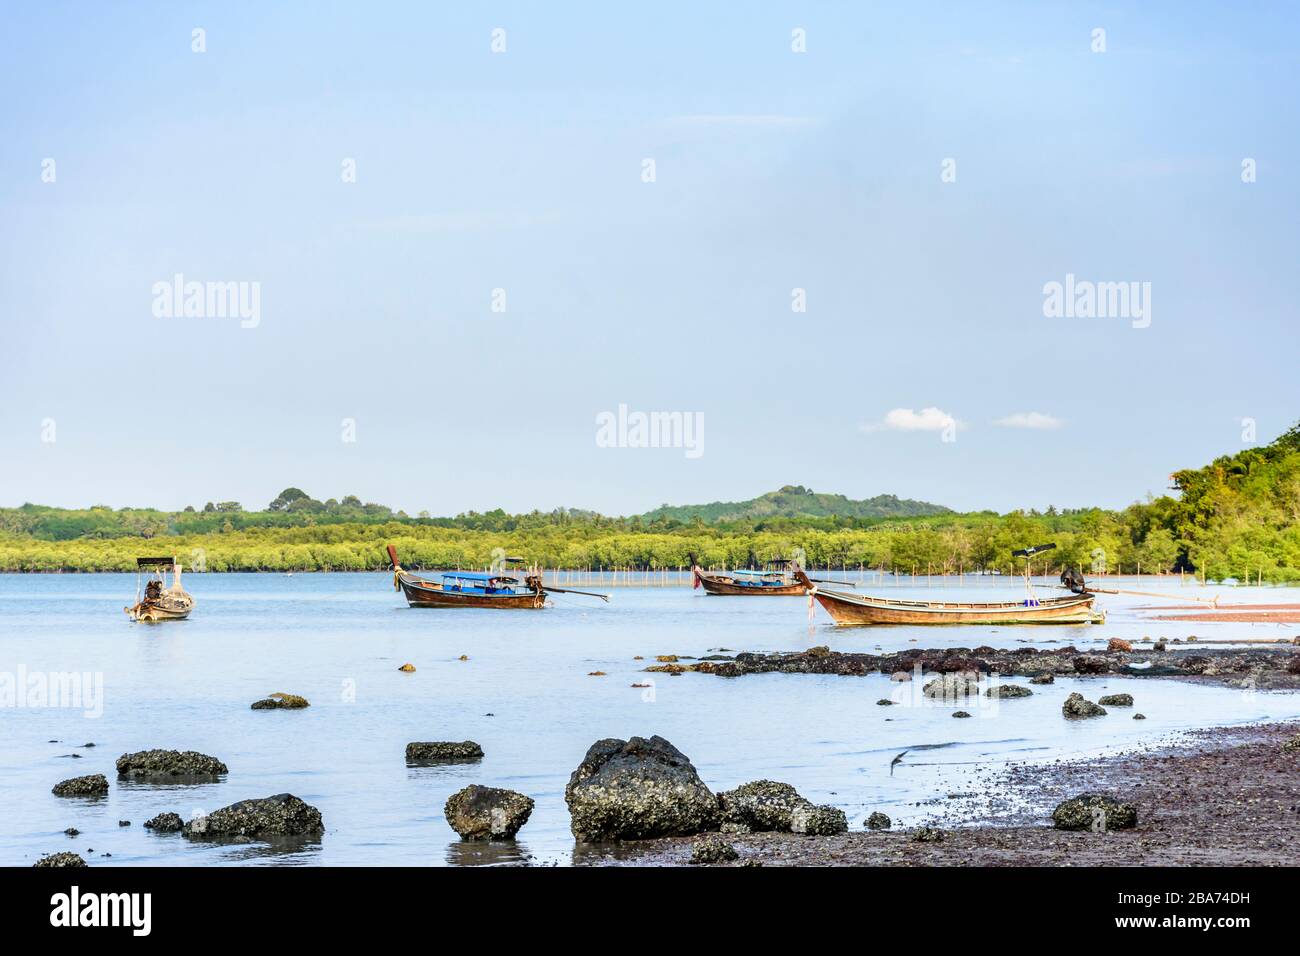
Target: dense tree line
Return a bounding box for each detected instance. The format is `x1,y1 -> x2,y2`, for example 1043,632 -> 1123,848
1,426 -> 1296,582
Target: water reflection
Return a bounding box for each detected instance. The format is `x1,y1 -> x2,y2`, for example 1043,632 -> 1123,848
443,839 -> 533,867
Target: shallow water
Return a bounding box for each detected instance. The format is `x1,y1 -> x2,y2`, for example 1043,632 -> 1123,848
2,572 -> 1297,866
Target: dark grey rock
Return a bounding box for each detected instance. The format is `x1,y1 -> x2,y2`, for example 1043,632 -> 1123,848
565,735 -> 719,841
1030,673 -> 1055,684
791,804 -> 849,835
116,749 -> 228,780
690,835 -> 739,864
250,693 -> 309,710
34,852 -> 86,867
1098,693 -> 1134,707
444,785 -> 534,840
143,812 -> 184,833
986,684 -> 1033,698
1052,793 -> 1137,831
1062,692 -> 1107,719
183,793 -> 323,839
52,774 -> 108,797
406,741 -> 483,763
922,673 -> 980,700
865,811 -> 892,830
718,780 -> 811,832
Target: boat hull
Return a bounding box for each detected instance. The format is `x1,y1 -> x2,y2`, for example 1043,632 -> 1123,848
126,601 -> 193,622
397,574 -> 545,609
810,588 -> 1102,625
695,571 -> 809,596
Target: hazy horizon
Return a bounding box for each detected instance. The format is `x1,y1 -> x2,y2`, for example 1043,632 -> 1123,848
3,3 -> 1296,517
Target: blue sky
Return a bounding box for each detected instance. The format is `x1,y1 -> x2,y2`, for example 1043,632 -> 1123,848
1,2 -> 1296,515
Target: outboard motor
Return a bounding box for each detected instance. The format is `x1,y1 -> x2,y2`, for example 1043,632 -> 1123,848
1060,566 -> 1089,594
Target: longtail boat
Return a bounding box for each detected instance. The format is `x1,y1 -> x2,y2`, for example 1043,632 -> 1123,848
796,544 -> 1104,625
386,545 -> 608,609
690,554 -> 854,596
125,556 -> 194,622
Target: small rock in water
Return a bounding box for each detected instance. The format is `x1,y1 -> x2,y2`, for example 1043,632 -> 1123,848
1030,673 -> 1055,685
118,820 -> 131,827
791,804 -> 849,836
952,710 -> 972,718
184,793 -> 324,839
1133,713 -> 1147,720
250,692 -> 309,710
1107,638 -> 1133,652
34,852 -> 86,868
116,749 -> 228,780
405,741 -> 483,763
1098,693 -> 1134,707
1152,640 -> 1167,652
587,671 -> 607,677
655,655 -> 679,663
52,774 -> 109,797
912,826 -> 945,842
1052,793 -> 1137,831
865,811 -> 892,830
922,673 -> 980,700
398,663 -> 416,672
82,742 -> 96,748
986,684 -> 1033,698
1062,692 -> 1107,719
444,785 -> 534,841
876,699 -> 894,706
63,828 -> 79,836
458,655 -> 469,661
143,812 -> 185,833
891,671 -> 912,682
690,835 -> 739,865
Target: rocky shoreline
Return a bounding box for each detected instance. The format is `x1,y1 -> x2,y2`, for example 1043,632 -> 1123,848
645,642 -> 1300,690
577,721 -> 1300,866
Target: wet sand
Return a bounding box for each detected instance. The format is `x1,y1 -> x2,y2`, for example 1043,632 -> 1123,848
581,721 -> 1300,866
1150,610 -> 1300,623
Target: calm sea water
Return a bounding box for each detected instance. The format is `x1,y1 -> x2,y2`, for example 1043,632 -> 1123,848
2,572 -> 1298,866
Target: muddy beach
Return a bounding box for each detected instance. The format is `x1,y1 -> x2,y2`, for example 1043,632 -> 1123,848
582,721 -> 1300,866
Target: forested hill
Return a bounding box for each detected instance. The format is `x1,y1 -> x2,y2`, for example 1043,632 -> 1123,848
640,485 -> 951,523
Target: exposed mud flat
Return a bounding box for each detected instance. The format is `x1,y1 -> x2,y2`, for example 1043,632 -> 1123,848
582,721 -> 1300,866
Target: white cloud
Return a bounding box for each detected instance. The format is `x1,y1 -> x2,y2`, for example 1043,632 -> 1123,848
993,412 -> 1064,429
861,407 -> 960,433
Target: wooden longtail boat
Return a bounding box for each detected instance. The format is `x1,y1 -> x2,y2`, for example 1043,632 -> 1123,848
386,545 -> 608,609
125,557 -> 194,622
795,561 -> 1104,626
690,555 -> 856,596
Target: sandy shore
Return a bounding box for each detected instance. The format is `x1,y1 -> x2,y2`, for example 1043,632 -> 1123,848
578,721 -> 1300,866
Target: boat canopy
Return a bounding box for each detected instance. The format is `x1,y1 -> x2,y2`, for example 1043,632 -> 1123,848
441,571 -> 519,585
732,569 -> 783,577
